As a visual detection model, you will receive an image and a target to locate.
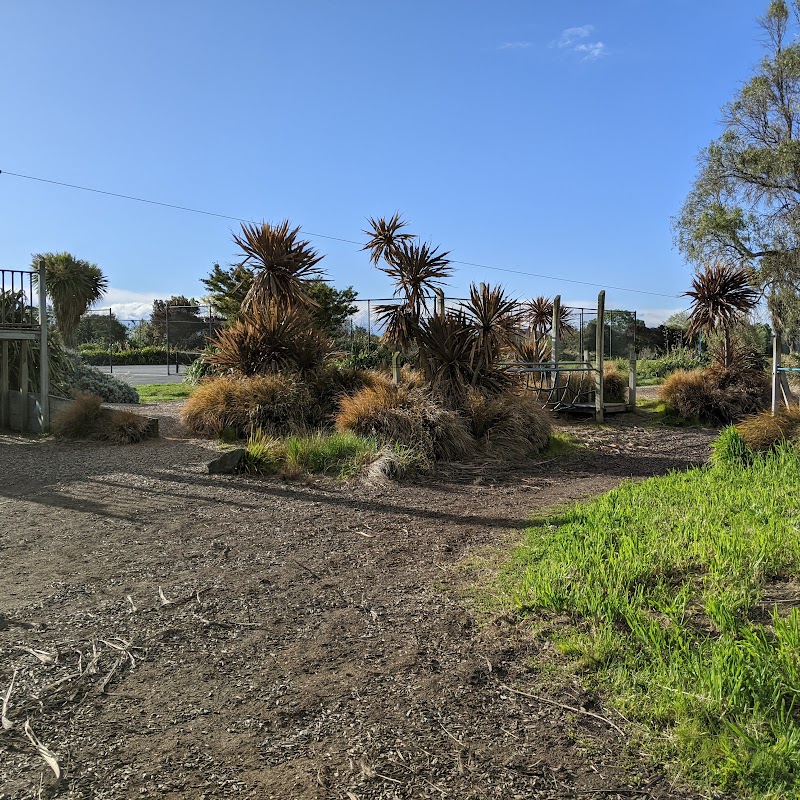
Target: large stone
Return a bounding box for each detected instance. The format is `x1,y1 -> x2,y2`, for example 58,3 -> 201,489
208,448 -> 246,474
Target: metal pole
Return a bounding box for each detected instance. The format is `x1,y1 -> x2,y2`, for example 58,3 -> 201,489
628,345 -> 637,411
38,259 -> 50,432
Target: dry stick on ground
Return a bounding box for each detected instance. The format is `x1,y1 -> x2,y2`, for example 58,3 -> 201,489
499,683 -> 626,737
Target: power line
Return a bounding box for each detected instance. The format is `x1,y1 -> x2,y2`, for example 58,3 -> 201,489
0,169 -> 682,300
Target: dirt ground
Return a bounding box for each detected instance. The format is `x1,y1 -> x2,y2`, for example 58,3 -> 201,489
0,401 -> 715,800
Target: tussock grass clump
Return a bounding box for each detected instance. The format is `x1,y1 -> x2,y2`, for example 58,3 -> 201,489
601,362 -> 627,403
659,366 -> 769,425
735,406 -> 800,452
464,389 -> 552,457
181,373 -> 314,437
244,428 -> 379,478
499,446 -> 800,797
335,382 -> 474,462
52,391 -> 152,443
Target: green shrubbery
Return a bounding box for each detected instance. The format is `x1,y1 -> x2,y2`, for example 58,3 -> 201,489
79,346 -> 196,366
67,362 -> 140,404
637,346 -> 703,380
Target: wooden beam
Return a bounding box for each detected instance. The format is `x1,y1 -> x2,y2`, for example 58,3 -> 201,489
0,341 -> 8,430
595,291 -> 605,423
0,329 -> 38,341
19,340 -> 29,432
772,334 -> 781,415
38,258 -> 50,433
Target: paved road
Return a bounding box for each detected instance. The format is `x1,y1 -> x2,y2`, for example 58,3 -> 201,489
96,364 -> 185,386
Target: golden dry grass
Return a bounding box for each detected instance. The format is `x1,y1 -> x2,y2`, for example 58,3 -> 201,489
52,391 -> 151,443
736,406 -> 800,451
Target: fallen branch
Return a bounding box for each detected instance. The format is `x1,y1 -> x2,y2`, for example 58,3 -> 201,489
500,683 -> 625,737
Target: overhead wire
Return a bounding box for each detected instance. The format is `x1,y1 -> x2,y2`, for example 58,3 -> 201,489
0,169 -> 682,299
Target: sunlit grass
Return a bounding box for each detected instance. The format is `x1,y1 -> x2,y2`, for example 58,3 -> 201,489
243,429 -> 380,478
498,444 -> 800,797
136,383 -> 194,404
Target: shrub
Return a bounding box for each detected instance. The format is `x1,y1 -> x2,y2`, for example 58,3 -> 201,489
181,373 -> 314,437
79,346 -> 196,366
659,366 -> 770,425
463,389 -> 552,457
66,362 -> 139,403
602,362 -> 628,403
637,347 -> 703,380
711,426 -> 753,466
183,352 -> 216,385
336,381 -> 473,462
243,428 -> 379,478
52,391 -> 152,443
735,406 -> 800,452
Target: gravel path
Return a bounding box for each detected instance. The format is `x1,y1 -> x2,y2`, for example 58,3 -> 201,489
0,404 -> 714,799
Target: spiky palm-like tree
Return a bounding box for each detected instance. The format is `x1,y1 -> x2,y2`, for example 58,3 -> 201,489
685,263 -> 759,368
462,283 -> 521,376
362,213 -> 414,267
372,302 -> 419,351
233,220 -> 324,314
32,252 -> 108,349
524,295 -> 575,338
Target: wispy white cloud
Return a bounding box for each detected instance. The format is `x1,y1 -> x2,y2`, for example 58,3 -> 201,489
553,24 -> 608,61
556,25 -> 594,48
498,41 -> 533,50
574,41 -> 607,60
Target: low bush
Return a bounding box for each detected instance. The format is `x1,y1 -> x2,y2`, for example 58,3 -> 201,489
181,373 -> 314,437
659,366 -> 769,425
336,381 -> 474,462
637,346 -> 703,380
66,362 -> 139,404
463,389 -> 552,458
79,346 -> 196,366
735,406 -> 800,452
243,428 -> 379,478
52,391 -> 152,443
602,362 -> 627,403
711,426 -> 753,466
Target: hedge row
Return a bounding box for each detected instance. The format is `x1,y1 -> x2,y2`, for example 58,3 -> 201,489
80,346 -> 198,366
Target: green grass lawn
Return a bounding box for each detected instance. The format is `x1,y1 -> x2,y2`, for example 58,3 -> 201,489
136,383 -> 194,404
497,445 -> 800,798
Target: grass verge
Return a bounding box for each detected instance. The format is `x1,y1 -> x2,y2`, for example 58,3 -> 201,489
136,383 -> 194,403
244,429 -> 380,478
497,444 -> 800,798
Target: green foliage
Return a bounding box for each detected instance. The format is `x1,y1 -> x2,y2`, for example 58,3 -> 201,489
136,383 -> 194,404
637,346 -> 703,380
674,1 -> 800,335
79,346 -> 195,366
149,296 -> 208,349
67,362 -> 139,403
77,313 -> 128,346
243,429 -> 379,478
711,426 -> 753,466
182,352 -> 215,385
33,252 -> 108,349
499,445 -> 800,797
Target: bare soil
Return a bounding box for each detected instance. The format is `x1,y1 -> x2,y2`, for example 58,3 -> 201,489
0,404 -> 714,799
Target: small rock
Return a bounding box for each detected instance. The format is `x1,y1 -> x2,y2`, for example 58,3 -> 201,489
208,448 -> 246,474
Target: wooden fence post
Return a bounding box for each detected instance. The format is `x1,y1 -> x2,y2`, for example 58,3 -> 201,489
552,295 -> 561,397
628,345 -> 636,411
38,258 -> 50,433
392,351 -> 400,384
595,291 -> 605,423
772,333 -> 782,416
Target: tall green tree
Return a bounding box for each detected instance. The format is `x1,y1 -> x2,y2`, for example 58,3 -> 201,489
77,312 -> 129,346
32,252 -> 108,348
202,262 -> 357,337
675,0 -> 800,337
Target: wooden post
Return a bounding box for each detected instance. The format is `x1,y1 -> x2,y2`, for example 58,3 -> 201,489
165,302 -> 171,375
772,333 -> 781,416
38,259 -> 50,433
0,341 -> 8,430
20,340 -> 29,432
595,291 -> 605,423
627,345 -> 636,411
552,295 -> 561,397
434,288 -> 445,319
392,351 -> 401,384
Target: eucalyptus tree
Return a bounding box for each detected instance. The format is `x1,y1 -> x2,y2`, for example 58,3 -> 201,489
675,0 -> 800,338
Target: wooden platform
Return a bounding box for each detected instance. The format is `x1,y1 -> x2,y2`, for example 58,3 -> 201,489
566,402 -> 629,415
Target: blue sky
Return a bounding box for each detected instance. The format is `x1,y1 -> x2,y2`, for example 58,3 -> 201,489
0,1 -> 768,324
